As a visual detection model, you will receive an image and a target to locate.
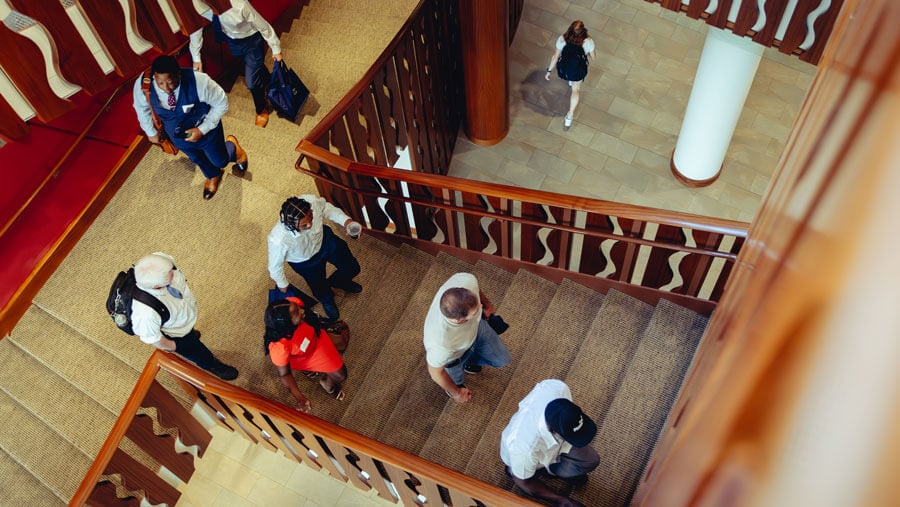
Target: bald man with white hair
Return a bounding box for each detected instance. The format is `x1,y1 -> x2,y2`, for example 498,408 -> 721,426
131,252 -> 238,380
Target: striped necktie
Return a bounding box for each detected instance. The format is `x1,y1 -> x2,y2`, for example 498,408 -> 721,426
167,92 -> 176,111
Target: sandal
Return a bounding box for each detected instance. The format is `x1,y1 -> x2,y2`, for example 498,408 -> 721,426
563,114 -> 573,130
320,379 -> 345,401
301,370 -> 320,381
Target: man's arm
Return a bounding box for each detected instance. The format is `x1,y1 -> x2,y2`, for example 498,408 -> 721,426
510,475 -> 584,507
319,199 -> 352,227
189,29 -> 203,71
193,72 -> 229,135
275,364 -> 312,412
427,363 -> 471,403
241,1 -> 282,59
132,77 -> 159,141
267,232 -> 291,290
479,291 -> 495,317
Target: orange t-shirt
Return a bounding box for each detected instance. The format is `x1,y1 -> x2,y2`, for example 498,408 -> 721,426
268,320 -> 343,373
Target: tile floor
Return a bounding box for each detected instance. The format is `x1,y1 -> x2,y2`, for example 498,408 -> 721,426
447,0 -> 816,222
177,426 -> 395,506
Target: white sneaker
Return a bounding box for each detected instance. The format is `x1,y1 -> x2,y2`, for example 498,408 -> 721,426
563,114 -> 573,130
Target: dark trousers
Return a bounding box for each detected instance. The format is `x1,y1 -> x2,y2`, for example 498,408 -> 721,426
227,32 -> 268,114
172,329 -> 217,370
288,226 -> 360,305
174,122 -> 237,179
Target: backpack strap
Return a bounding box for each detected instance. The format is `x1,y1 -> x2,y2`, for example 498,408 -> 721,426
141,70 -> 165,133
133,288 -> 170,325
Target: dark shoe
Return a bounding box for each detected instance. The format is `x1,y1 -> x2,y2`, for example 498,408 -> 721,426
321,301 -> 340,320
463,364 -> 482,375
227,134 -> 248,173
207,361 -> 238,381
203,175 -> 221,200
331,279 -> 362,294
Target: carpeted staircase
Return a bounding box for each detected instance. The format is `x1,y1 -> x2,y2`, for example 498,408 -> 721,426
0,0 -> 708,505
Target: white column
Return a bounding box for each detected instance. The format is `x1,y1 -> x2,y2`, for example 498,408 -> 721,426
672,28 -> 763,186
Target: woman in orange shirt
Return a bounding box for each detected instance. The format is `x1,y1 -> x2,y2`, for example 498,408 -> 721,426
264,297 -> 347,412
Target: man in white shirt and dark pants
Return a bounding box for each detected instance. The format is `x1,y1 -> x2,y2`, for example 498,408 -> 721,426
268,195 -> 363,321
132,55 -> 248,200
131,252 -> 238,380
500,379 -> 600,507
189,0 -> 283,127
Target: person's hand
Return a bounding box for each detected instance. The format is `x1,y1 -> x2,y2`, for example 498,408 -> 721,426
183,127 -> 203,142
482,300 -> 496,318
296,396 -> 312,413
149,134 -> 160,144
451,386 -> 472,403
279,286 -> 288,293
273,52 -> 283,62
544,69 -> 551,81
193,61 -> 203,72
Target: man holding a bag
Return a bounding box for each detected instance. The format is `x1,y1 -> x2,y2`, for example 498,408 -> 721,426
189,0 -> 283,128
132,55 -> 248,200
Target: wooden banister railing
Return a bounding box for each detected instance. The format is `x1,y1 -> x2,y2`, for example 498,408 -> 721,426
72,351 -> 540,507
295,0 -> 747,304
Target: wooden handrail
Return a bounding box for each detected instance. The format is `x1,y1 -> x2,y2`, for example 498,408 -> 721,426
296,0 -> 428,149
73,350 -> 539,506
0,80 -> 131,240
70,353 -> 163,506
298,140 -> 749,237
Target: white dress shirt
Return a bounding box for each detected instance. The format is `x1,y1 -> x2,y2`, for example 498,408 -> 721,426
131,254 -> 199,344
500,379 -> 574,480
132,70 -> 229,137
267,195 -> 351,289
423,273 -> 482,367
189,0 -> 281,62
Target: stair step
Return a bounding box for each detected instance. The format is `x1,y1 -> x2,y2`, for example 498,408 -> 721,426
0,449 -> 64,506
300,242 -> 429,424
564,289 -> 654,423
0,339 -> 116,457
464,279 -> 605,486
581,299 -> 707,507
339,250 -> 470,438
419,269 -> 558,471
307,0 -> 417,19
10,305 -> 139,414
0,389 -> 93,503
301,5 -> 407,28
376,257 -> 514,454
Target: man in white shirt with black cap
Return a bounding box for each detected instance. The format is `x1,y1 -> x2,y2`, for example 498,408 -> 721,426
500,379 -> 600,507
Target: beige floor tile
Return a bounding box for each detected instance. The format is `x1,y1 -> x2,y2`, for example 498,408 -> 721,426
195,451 -> 261,497
565,3 -> 614,29
546,116 -> 597,146
559,139 -> 609,169
178,473 -> 224,506
632,9 -> 677,38
642,33 -> 689,62
565,166 -> 622,200
718,161 -> 760,191
485,137 -> 538,165
619,123 -> 676,158
285,467 -> 349,506
608,96 -> 656,127
590,131 -> 639,163
247,475 -> 311,506
603,157 -> 653,191
688,193 -> 743,220
751,172 -> 771,196
600,18 -> 649,46
632,147 -> 669,175
655,55 -> 695,84
670,24 -> 706,46
593,51 -> 633,77
515,20 -> 555,47
529,149 -> 579,182
211,488 -> 260,507
720,183 -> 764,215
577,104 -> 629,136
650,111 -> 682,136
498,159 -> 548,188
613,40 -> 663,69
507,122 -> 568,154
239,445 -> 298,486
452,142 -> 507,172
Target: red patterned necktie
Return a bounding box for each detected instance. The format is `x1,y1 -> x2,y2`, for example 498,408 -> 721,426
167,92 -> 176,110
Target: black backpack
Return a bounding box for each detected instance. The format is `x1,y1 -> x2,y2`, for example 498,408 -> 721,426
106,267 -> 170,335
557,42 -> 588,82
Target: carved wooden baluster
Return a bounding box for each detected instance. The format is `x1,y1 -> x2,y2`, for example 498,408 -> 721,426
345,97 -> 375,165
317,437 -> 372,492
192,388 -> 236,432
394,39 -> 426,173
686,0 -> 713,20
0,13 -> 73,121
220,399 -> 277,450
447,487 -> 483,507
7,0 -> 108,95
265,416 -> 346,479
353,454 -> 399,502
74,0 -> 145,76
380,461 -> 426,506
201,392 -> 258,443
202,0 -> 233,15
126,413 -> 195,483
131,0 -> 182,52
257,413 -> 321,468
382,56 -> 409,155
238,405 -> 299,458
370,66 -> 402,165
92,448 -> 180,506
359,88 -> 389,166
0,95 -> 28,140
144,380 -> 212,456
165,0 -> 209,35
752,0 -> 791,47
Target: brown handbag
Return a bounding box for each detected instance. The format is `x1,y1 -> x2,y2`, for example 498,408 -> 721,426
140,71 -> 179,155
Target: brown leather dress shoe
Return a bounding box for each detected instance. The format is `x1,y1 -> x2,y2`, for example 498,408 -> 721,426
255,110 -> 269,128
203,175 -> 221,200
226,134 -> 248,174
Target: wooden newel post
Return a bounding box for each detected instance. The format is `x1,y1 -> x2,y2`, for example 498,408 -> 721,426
458,0 -> 509,146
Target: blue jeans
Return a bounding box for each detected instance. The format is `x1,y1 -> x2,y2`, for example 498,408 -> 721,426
288,226 -> 360,306
548,445 -> 600,478
445,319 -> 512,386
227,32 -> 268,114
175,122 -> 237,179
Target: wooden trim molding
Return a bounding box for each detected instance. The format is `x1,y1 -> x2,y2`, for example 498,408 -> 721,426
670,151 -> 722,188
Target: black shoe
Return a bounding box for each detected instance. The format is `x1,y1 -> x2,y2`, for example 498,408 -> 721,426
321,301 -> 340,320
463,364 -> 482,375
207,361 -> 238,381
331,279 -> 362,294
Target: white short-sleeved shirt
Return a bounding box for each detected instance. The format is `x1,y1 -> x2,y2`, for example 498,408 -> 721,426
500,379 -> 574,480
556,35 -> 595,55
131,258 -> 198,344
423,273 -> 481,367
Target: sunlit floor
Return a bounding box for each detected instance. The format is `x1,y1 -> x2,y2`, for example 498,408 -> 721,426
447,0 -> 815,222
